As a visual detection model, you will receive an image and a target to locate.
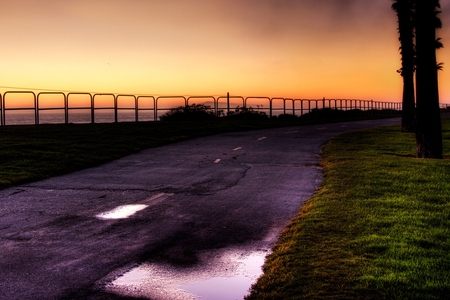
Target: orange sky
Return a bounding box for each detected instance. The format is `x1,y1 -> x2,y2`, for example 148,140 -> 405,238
1,0 -> 449,103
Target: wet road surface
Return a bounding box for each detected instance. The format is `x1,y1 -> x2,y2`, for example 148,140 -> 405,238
0,118 -> 400,299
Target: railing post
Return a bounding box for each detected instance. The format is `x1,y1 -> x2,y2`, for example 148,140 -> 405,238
0,93 -> 3,126
91,94 -> 95,123
35,95 -> 38,125
136,95 -> 139,122
114,95 -> 118,123
269,99 -> 273,118
227,92 -> 230,115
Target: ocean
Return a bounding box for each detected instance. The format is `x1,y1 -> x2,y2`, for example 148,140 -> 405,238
1,106 -> 282,126
1,110 -> 160,125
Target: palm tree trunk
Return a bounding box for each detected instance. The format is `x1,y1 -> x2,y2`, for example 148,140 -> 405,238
401,71 -> 415,132
393,0 -> 416,132
414,0 -> 443,158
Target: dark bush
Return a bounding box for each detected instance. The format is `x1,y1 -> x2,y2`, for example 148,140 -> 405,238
301,108 -> 364,119
225,106 -> 269,120
160,104 -> 219,121
275,113 -> 299,121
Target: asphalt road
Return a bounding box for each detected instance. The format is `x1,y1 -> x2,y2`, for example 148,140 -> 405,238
0,118 -> 400,300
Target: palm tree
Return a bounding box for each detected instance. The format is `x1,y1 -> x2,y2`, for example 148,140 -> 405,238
392,0 -> 416,132
414,0 -> 443,158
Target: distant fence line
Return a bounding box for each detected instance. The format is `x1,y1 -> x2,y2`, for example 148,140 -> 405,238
0,90 -> 405,126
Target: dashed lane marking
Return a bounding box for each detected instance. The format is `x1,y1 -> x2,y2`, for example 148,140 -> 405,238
233,147 -> 243,151
96,204 -> 148,220
214,159 -> 221,164
96,193 -> 171,220
257,137 -> 267,141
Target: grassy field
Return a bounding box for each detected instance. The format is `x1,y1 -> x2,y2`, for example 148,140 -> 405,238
246,118 -> 450,300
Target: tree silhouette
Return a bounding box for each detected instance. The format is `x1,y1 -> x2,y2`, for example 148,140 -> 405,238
414,0 -> 443,158
392,0 -> 416,132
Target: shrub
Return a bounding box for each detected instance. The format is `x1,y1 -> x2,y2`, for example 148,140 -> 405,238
225,106 -> 269,120
275,113 -> 300,121
160,104 -> 218,121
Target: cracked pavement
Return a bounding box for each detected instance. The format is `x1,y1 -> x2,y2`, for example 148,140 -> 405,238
0,118 -> 400,299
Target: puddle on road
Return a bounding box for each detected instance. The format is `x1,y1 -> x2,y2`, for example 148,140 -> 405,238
181,275 -> 255,300
181,252 -> 265,300
102,249 -> 268,300
113,267 -> 148,285
96,204 -> 149,220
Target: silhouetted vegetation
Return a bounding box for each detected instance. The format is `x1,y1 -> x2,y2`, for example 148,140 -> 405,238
160,105 -> 400,123
303,108 -> 364,118
273,113 -> 299,121
160,104 -> 269,121
288,108 -> 400,121
225,106 -> 268,120
159,104 -> 219,121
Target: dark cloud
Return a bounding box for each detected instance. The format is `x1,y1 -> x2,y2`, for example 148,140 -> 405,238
440,2 -> 450,26
215,0 -> 389,43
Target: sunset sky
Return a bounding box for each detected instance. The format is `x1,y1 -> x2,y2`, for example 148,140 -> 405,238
1,0 -> 450,103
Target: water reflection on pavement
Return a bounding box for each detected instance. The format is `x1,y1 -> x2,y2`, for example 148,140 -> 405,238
101,247 -> 269,300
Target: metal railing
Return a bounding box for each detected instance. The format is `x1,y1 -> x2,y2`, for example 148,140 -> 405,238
0,90 -> 404,126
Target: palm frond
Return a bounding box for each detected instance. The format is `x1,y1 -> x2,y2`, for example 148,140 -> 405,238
436,37 -> 444,49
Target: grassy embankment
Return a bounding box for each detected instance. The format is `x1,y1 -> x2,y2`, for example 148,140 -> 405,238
0,111 -> 397,190
246,118 -> 450,300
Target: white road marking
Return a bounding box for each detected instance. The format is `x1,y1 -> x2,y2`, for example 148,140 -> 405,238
257,137 -> 267,141
233,147 -> 243,151
214,159 -> 221,164
96,193 -> 171,220
144,193 -> 167,202
96,204 -> 149,220
141,193 -> 171,205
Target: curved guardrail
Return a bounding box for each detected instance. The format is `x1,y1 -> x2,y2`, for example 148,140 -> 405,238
0,90 -> 405,126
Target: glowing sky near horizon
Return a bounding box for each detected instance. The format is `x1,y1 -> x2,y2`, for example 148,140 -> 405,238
1,0 -> 450,103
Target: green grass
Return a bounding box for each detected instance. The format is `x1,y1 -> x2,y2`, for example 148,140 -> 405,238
246,118 -> 450,299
